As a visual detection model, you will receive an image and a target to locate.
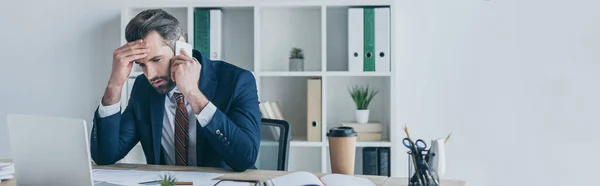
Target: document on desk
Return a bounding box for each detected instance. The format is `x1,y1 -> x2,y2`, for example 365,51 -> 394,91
92,169 -> 223,186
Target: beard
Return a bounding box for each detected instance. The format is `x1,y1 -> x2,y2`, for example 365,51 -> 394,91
149,76 -> 176,95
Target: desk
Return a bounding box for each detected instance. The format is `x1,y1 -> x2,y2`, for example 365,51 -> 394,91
0,160 -> 464,186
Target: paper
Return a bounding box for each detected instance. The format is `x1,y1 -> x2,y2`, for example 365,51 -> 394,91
320,174 -> 376,186
92,169 -> 223,186
266,171 -> 323,186
215,181 -> 254,186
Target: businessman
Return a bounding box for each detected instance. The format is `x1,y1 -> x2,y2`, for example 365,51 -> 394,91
90,9 -> 261,172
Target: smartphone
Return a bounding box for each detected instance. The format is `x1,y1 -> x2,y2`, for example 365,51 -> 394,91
175,40 -> 193,57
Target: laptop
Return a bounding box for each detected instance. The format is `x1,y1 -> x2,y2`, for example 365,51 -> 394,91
6,114 -> 96,186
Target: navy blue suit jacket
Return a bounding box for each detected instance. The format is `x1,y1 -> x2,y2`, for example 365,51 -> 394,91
90,49 -> 261,172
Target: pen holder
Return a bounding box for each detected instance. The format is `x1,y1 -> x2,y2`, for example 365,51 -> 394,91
407,150 -> 439,186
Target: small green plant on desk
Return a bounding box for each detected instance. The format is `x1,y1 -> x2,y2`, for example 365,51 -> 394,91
159,173 -> 177,186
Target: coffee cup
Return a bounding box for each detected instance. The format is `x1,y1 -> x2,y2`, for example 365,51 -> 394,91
327,126 -> 357,175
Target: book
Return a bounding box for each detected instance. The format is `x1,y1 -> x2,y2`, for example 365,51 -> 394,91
340,122 -> 383,133
363,7 -> 376,71
377,147 -> 390,177
265,171 -> 375,186
194,8 -> 222,60
362,147 -> 379,175
348,8 -> 364,72
306,78 -> 322,142
348,7 -> 390,72
374,7 -> 390,72
357,132 -> 382,141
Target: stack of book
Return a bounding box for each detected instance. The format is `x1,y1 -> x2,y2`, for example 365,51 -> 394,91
340,122 -> 383,141
259,101 -> 285,120
0,162 -> 14,182
259,101 -> 285,141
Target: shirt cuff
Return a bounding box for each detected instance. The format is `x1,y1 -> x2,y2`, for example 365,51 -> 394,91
196,102 -> 217,127
97,100 -> 120,118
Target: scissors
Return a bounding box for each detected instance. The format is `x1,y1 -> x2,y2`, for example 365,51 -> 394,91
403,138 -> 427,154
403,138 -> 429,185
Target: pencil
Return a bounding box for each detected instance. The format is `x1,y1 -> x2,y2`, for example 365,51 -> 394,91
174,182 -> 193,185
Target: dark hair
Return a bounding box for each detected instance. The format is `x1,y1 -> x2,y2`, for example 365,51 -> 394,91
125,9 -> 183,49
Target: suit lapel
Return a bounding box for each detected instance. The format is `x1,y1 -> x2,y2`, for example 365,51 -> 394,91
150,92 -> 166,164
193,49 -> 217,165
194,49 -> 218,102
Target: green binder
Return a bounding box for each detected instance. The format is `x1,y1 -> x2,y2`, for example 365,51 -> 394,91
363,8 -> 376,72
194,9 -> 210,57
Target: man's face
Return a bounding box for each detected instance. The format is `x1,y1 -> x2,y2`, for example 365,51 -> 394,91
134,31 -> 176,95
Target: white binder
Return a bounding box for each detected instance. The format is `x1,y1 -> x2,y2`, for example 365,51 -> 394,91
348,8 -> 364,72
375,7 -> 390,72
210,9 -> 223,60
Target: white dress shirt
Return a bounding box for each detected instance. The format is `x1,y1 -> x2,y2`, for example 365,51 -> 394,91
97,86 -> 217,166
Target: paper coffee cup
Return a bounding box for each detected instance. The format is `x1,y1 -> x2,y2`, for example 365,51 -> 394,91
327,126 -> 357,175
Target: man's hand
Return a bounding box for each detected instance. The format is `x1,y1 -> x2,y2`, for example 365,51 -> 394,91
171,49 -> 209,114
102,39 -> 149,106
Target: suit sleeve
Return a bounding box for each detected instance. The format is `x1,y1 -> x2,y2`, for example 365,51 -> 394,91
90,84 -> 140,165
202,71 -> 261,172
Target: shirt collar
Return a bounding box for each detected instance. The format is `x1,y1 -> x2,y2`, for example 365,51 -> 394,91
167,86 -> 181,101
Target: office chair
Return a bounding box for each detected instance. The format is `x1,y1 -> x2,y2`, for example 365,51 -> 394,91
257,118 -> 291,171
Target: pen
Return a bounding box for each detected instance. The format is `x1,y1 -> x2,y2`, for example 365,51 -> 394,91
139,180 -> 193,185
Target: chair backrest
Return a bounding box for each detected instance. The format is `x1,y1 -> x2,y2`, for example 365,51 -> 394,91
257,118 -> 291,171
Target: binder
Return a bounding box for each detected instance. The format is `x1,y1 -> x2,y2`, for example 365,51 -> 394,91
377,147 -> 390,176
374,7 -> 390,72
210,9 -> 223,60
348,8 -> 364,72
194,9 -> 222,60
306,78 -> 322,142
362,147 -> 379,175
363,8 -> 376,71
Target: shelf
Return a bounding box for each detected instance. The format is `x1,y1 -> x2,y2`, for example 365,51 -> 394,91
257,71 -> 391,77
259,6 -> 322,72
260,138 -> 324,147
258,71 -> 323,77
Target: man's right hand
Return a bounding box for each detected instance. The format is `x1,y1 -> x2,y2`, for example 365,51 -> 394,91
102,39 -> 149,106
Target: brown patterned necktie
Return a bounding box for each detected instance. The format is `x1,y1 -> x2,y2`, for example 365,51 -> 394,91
173,92 -> 189,166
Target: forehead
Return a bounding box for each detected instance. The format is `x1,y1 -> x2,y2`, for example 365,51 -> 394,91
137,31 -> 173,63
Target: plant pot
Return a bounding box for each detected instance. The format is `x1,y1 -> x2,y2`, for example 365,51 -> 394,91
289,58 -> 304,71
356,109 -> 370,124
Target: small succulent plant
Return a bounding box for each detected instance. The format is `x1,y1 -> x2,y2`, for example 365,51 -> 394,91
289,47 -> 304,59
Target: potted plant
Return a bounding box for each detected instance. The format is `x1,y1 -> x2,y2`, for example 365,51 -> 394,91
348,85 -> 378,124
289,47 -> 304,71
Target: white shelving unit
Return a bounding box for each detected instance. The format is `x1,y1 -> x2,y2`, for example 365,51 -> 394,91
119,0 -> 398,177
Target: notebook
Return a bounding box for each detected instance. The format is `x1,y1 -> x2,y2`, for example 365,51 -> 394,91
265,171 -> 376,186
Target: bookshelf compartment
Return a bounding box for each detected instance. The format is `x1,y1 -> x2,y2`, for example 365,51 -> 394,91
325,76 -> 391,142
259,76 -> 323,142
326,6 -> 349,71
220,7 -> 255,71
326,6 -> 392,72
288,147 -> 322,172
259,6 -> 322,72
325,147 -> 391,176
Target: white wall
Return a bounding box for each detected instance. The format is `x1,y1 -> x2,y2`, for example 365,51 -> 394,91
395,0 -> 600,185
1,0 -> 599,185
0,0 -> 133,158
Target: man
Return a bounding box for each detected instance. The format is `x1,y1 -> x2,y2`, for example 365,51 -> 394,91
90,9 -> 261,172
